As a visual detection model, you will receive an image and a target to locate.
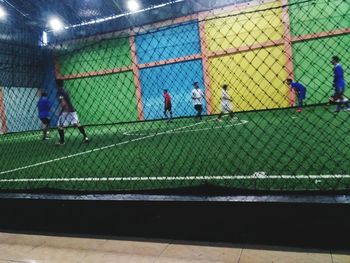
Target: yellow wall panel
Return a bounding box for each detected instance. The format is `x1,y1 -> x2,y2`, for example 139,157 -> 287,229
205,2 -> 284,52
209,46 -> 289,112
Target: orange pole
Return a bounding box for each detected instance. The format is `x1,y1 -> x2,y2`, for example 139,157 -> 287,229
291,28 -> 350,43
199,18 -> 213,114
138,54 -> 202,69
207,39 -> 284,59
129,36 -> 144,121
60,66 -> 133,80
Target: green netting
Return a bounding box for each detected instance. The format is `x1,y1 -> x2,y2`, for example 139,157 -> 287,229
1,0 -> 350,193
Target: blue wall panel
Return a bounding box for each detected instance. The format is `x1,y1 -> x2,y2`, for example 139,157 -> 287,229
136,21 -> 201,64
140,59 -> 205,120
3,87 -> 41,132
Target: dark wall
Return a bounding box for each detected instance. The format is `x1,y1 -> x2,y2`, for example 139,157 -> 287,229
0,197 -> 349,249
0,12 -> 44,88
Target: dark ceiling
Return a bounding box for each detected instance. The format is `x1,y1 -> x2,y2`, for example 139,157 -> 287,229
7,0 -> 182,26
0,0 -> 251,42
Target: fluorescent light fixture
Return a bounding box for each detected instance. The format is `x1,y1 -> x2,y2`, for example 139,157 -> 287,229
42,31 -> 48,46
49,17 -> 64,31
0,5 -> 7,20
61,0 -> 184,31
127,0 -> 140,12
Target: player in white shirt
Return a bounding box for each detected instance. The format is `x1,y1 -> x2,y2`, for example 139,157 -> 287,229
191,82 -> 205,121
217,84 -> 236,121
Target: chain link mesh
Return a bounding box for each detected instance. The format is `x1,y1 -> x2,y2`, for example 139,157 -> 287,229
0,0 -> 349,193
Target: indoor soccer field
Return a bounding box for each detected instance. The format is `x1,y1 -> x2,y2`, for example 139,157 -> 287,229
1,105 -> 350,192
0,0 -> 349,194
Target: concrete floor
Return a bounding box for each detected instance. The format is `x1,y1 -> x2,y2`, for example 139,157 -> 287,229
0,232 -> 349,263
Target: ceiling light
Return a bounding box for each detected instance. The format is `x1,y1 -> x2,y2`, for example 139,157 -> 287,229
49,17 -> 64,31
0,5 -> 7,20
41,31 -> 48,46
127,0 -> 140,12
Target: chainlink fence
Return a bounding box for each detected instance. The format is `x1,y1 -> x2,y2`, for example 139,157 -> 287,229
0,0 -> 349,193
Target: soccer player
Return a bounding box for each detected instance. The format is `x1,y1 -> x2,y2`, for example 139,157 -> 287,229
191,82 -> 205,121
330,56 -> 350,112
163,89 -> 173,121
55,79 -> 89,145
37,90 -> 52,140
286,79 -> 307,112
217,84 -> 236,120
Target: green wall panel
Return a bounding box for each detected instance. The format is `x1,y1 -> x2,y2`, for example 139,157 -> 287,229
59,37 -> 132,75
292,34 -> 350,104
289,0 -> 350,36
65,72 -> 138,124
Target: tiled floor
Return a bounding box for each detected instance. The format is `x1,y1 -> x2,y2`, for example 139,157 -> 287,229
0,232 -> 349,263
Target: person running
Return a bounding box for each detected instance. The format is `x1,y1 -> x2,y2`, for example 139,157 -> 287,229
55,79 -> 89,145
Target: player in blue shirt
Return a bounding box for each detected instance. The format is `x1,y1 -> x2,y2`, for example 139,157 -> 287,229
286,79 -> 306,112
330,56 -> 350,112
37,90 -> 52,140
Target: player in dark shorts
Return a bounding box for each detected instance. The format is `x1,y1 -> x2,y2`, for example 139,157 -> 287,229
37,90 -> 52,140
163,89 -> 173,121
55,79 -> 89,145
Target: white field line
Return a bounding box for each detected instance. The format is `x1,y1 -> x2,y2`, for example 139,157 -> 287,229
0,121 -> 207,176
1,174 -> 350,183
123,119 -> 248,136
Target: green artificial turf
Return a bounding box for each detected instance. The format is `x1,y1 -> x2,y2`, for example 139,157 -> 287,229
0,105 -> 349,192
